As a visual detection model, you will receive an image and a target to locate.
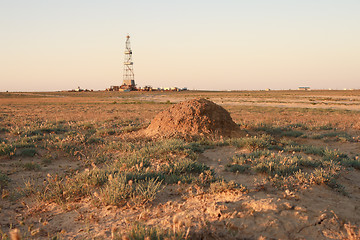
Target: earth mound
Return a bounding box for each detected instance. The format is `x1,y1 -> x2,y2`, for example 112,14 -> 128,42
146,98 -> 241,138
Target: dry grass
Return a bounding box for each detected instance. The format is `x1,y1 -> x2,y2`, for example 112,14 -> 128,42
0,90 -> 359,239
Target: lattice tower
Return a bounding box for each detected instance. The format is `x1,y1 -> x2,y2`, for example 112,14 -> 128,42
123,35 -> 135,86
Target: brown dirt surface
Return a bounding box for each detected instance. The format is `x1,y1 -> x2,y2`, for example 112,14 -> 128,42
1,91 -> 360,239
197,146 -> 360,239
145,98 -> 243,138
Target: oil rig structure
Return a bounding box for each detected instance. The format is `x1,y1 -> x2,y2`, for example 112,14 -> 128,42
106,35 -> 187,92
107,35 -> 136,91
122,35 -> 135,90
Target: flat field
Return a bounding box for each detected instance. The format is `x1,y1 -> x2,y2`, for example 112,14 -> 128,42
0,90 -> 359,239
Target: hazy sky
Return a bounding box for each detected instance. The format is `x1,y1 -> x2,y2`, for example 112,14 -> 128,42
1,0 -> 359,91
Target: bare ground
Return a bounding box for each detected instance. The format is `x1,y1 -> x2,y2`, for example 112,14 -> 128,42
1,90 -> 360,239
1,145 -> 359,239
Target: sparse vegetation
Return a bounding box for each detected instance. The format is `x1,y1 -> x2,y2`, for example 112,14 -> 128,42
0,171 -> 9,189
98,176 -> 163,206
22,162 -> 41,171
118,223 -> 185,240
36,139 -> 217,206
254,124 -> 305,137
0,127 -> 9,133
229,134 -> 275,151
226,136 -> 359,191
0,143 -> 15,157
1,90 -> 359,239
19,148 -> 37,157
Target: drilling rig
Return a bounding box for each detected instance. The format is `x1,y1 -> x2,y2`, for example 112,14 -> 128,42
121,35 -> 136,90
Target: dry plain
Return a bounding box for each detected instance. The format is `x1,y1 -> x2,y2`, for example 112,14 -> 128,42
0,90 -> 360,239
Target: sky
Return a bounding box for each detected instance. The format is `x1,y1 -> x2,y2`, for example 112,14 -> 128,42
0,0 -> 360,91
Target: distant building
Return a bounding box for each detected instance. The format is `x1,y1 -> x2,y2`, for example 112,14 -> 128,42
75,86 -> 83,92
298,87 -> 311,91
106,86 -> 121,91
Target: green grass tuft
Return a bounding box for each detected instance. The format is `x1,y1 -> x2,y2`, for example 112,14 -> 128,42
23,162 -> 41,171
0,171 -> 10,189
119,223 -> 185,240
19,148 -> 37,157
229,135 -> 275,151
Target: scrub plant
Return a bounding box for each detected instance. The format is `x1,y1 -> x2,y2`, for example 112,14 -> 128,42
226,148 -> 349,192
117,223 -> 185,240
0,171 -> 9,189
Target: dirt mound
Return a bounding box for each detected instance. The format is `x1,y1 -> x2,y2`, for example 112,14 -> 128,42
146,98 -> 241,138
